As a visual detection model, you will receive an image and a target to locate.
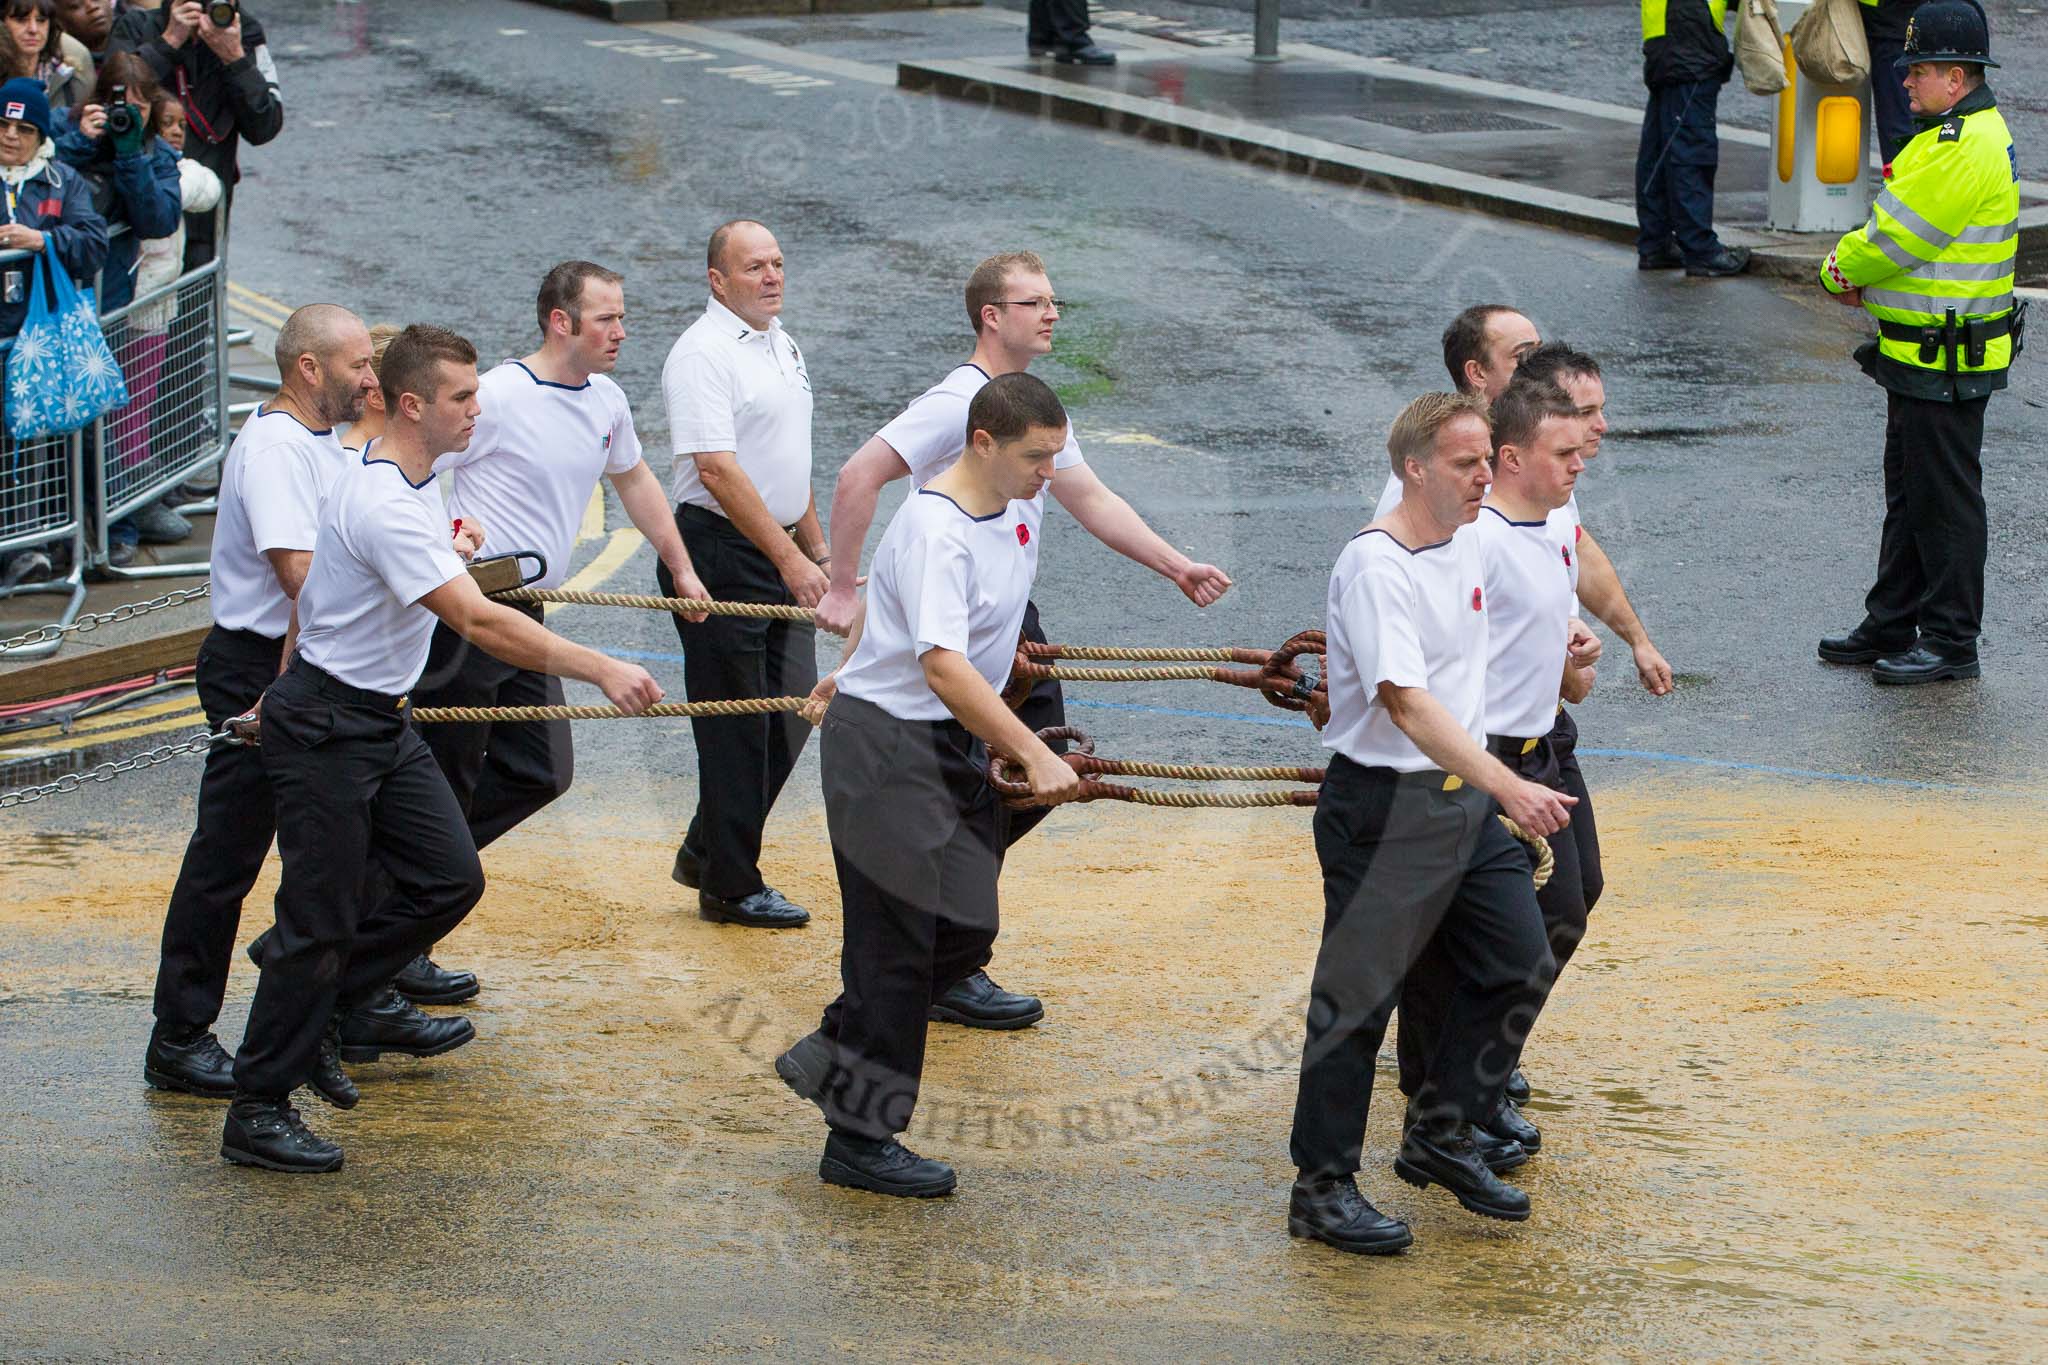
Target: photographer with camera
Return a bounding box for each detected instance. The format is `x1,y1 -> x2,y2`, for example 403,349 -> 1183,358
109,0 -> 278,270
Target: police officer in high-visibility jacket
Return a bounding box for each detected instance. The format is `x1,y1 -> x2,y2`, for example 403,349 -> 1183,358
1817,0 -> 2019,686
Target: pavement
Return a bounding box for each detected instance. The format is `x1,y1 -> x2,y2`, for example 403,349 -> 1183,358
3,1 -> 2046,1357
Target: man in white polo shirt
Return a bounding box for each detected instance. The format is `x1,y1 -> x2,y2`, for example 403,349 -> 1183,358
1286,392 -> 1569,1255
777,373 -> 1082,1198
1394,374 -> 1601,1161
358,261 -> 710,1006
222,326 -> 663,1174
143,304 -> 376,1101
661,219 -> 823,931
813,250 -> 1231,1028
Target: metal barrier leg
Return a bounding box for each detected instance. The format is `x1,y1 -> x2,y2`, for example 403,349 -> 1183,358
0,531 -> 88,661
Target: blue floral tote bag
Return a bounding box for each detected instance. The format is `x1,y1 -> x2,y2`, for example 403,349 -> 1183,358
4,251 -> 128,440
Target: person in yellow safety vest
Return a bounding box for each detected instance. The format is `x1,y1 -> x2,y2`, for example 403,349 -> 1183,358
1635,1 -> 1751,276
1816,0 -> 2019,686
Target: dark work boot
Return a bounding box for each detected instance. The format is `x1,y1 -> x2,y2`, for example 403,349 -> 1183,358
1393,1124 -> 1532,1221
221,1095 -> 344,1173
1287,1175 -> 1414,1255
1872,644 -> 1980,685
1818,628 -> 1916,666
1479,1098 -> 1541,1153
144,1028 -> 237,1098
698,888 -> 810,928
337,988 -> 476,1063
819,1131 -> 957,1198
1504,1067 -> 1531,1104
927,970 -> 1045,1030
774,1030 -> 831,1116
1408,1101 -> 1528,1172
309,1014 -> 359,1110
1685,246 -> 1751,278
393,953 -> 480,1006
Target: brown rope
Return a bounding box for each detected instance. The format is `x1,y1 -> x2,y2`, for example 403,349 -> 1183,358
1013,661 -> 1270,686
411,697 -> 808,724
493,588 -> 816,621
1020,642 -> 1273,664
1498,816 -> 1556,891
1069,781 -> 1320,808
1074,756 -> 1325,783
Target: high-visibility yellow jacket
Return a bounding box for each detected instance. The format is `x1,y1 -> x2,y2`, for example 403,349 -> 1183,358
1821,84 -> 2019,400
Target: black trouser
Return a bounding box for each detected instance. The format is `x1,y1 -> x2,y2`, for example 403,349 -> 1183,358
151,625 -> 282,1038
660,505 -> 818,900
1635,79 -> 1723,264
999,598 -> 1068,850
1859,389 -> 1988,654
814,694 -> 1002,1140
1290,758 -> 1553,1179
1028,0 -> 1092,51
231,659 -> 485,1100
1395,709 -> 1602,1099
1861,2 -> 1924,165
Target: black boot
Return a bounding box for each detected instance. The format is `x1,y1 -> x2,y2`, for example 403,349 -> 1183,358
308,1014 -> 359,1110
819,1131 -> 956,1198
1287,1175 -> 1413,1255
774,1030 -> 831,1115
1818,627 -> 1915,666
221,1095 -> 344,1173
927,970 -> 1044,1030
337,987 -> 476,1063
144,1027 -> 237,1098
1393,1124 -> 1532,1221
393,953 -> 480,1006
1504,1067 -> 1531,1105
1479,1098 -> 1541,1153
1872,644 -> 1980,685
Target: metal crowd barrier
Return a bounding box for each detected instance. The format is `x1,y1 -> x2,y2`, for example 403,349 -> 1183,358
0,329 -> 87,658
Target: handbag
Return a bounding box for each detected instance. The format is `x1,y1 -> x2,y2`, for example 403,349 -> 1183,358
1734,0 -> 1788,96
1788,0 -> 1871,86
4,249 -> 129,440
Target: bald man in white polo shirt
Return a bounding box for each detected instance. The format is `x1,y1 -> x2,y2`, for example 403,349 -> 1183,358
660,219 -> 825,930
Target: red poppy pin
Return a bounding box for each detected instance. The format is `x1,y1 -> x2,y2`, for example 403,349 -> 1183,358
1471,586 -> 1483,612
1016,523 -> 1030,546
1562,545 -> 1572,568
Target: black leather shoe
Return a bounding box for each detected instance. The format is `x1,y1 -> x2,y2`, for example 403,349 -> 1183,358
819,1130 -> 956,1198
698,887 -> 810,928
670,844 -> 704,890
1027,42 -> 1053,58
927,970 -> 1044,1030
221,1095 -> 344,1173
1479,1099 -> 1541,1153
775,1030 -> 830,1115
1818,628 -> 1916,665
1504,1067 -> 1531,1104
1685,246 -> 1751,278
393,953 -> 480,1006
1287,1174 -> 1414,1255
144,1028 -> 237,1097
1872,644 -> 1980,686
245,928 -> 270,968
1054,43 -> 1117,65
337,988 -> 476,1063
1393,1125 -> 1532,1221
1638,246 -> 1684,270
309,1015 -> 359,1110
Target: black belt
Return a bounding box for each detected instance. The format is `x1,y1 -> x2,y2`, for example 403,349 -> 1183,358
1487,734 -> 1543,761
678,502 -> 801,538
210,625 -> 284,649
286,655 -> 410,712
1877,309 -> 2016,369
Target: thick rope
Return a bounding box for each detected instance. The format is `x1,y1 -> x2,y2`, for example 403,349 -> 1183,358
1499,815 -> 1556,891
411,697 -> 807,724
493,588 -> 815,621
1075,757 -> 1325,783
1014,661 -> 1268,686
1077,782 -> 1320,808
1021,642 -> 1272,664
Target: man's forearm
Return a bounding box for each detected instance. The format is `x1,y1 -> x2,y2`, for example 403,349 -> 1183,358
613,464 -> 694,575
455,603 -> 613,687
1385,686 -> 1521,803
826,440 -> 906,593
1056,474 -> 1191,580
696,454 -> 802,568
926,651 -> 1048,761
1575,529 -> 1649,647
793,494 -> 827,564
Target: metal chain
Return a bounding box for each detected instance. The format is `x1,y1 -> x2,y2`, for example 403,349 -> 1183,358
0,725 -> 242,810
0,583 -> 211,654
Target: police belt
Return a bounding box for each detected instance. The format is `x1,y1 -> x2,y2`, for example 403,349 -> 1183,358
1876,307 -> 2021,368
1486,734 -> 1545,761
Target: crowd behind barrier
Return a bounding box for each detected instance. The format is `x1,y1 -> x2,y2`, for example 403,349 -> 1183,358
0,201 -> 239,657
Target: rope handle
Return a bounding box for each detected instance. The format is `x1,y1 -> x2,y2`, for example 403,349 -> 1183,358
1498,815 -> 1556,891
987,726 -> 1323,809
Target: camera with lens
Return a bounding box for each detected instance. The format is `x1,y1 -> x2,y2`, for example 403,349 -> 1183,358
207,0 -> 239,28
105,83 -> 138,140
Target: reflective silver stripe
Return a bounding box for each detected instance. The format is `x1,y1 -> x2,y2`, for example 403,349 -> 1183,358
1867,226 -> 1924,271
1954,220 -> 2019,244
1864,287 -> 2014,316
1875,190 -> 1956,248
1914,258 -> 2015,283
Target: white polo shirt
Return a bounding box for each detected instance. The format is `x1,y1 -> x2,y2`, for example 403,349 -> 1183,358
663,295 -> 813,526
210,408 -> 348,638
1322,526 -> 1489,773
836,488 -> 1038,723
875,362 -> 1084,555
294,443 -> 469,696
432,361 -> 641,591
1474,503 -> 1582,740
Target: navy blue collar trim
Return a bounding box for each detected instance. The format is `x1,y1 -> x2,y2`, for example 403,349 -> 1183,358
959,362 -> 993,381
511,359 -> 591,392
257,403 -> 333,437
919,488 -> 1004,522
1358,527 -> 1453,554
1482,504 -> 1548,528
359,438 -> 433,490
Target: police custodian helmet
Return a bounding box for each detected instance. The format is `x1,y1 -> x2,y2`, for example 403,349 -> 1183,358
1897,0 -> 1999,70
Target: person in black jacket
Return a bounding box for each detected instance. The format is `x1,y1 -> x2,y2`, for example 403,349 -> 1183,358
1635,1 -> 1749,278
108,0 -> 279,269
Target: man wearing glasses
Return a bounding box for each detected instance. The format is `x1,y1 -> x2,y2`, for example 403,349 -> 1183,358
800,251 -> 1231,1034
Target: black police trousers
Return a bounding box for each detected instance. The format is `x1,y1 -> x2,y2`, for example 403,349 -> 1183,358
151,626 -> 282,1038
1860,389 -> 1989,654
813,694 -> 1002,1141
231,660 -> 484,1099
1028,0 -> 1093,52
1289,757 -> 1553,1180
660,505 -> 817,901
1396,708 -> 1603,1100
